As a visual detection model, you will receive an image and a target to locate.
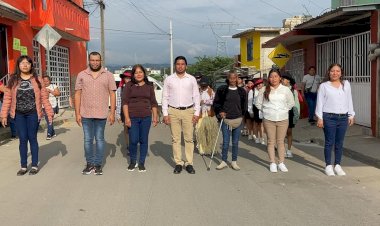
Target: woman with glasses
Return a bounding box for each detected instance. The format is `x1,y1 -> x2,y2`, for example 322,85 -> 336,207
1,55 -> 53,175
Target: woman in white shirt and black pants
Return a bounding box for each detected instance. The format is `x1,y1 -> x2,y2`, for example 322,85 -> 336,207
256,69 -> 294,173
315,64 -> 355,176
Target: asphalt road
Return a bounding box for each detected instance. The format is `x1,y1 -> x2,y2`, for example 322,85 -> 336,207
0,121 -> 380,226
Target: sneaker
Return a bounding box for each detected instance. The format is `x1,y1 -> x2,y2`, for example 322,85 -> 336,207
261,138 -> 265,145
216,161 -> 228,170
138,164 -> 146,172
285,149 -> 293,158
82,163 -> 94,175
255,138 -> 260,143
231,161 -> 240,171
127,162 -> 137,171
29,167 -> 39,175
334,164 -> 346,176
46,135 -> 52,140
269,163 -> 278,173
94,165 -> 103,175
11,135 -> 17,140
278,162 -> 288,172
52,134 -> 57,138
17,168 -> 28,176
325,165 -> 335,176
248,135 -> 253,140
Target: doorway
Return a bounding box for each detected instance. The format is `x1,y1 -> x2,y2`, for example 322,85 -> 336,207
0,25 -> 8,79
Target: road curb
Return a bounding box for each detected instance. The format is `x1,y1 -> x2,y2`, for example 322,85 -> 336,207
294,137 -> 380,170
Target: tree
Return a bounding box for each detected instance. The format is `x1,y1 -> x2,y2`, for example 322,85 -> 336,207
187,56 -> 234,86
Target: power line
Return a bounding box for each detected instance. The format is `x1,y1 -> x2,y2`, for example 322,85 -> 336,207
258,0 -> 293,17
90,27 -> 167,35
207,0 -> 249,26
128,1 -> 168,35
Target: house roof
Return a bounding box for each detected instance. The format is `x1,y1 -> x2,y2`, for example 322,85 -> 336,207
0,1 -> 27,21
262,4 -> 379,48
232,27 -> 282,38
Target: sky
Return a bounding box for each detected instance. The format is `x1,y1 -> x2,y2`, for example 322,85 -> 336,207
86,0 -> 331,65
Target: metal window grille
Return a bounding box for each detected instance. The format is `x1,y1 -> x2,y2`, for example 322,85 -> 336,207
32,39 -> 42,76
317,31 -> 371,83
46,45 -> 70,108
285,49 -> 304,85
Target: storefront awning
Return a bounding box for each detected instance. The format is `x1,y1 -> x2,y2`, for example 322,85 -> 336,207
0,1 -> 27,21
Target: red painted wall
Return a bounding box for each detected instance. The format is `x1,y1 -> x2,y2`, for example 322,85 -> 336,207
0,0 -> 88,76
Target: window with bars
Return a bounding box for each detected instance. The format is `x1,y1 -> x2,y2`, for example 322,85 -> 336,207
285,49 -> 304,85
46,45 -> 70,108
32,39 -> 41,76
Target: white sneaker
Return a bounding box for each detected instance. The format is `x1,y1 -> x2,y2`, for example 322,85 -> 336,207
278,162 -> 288,172
269,163 -> 278,173
325,165 -> 335,176
248,135 -> 253,140
216,161 -> 228,170
285,149 -> 293,158
231,161 -> 240,171
255,138 -> 260,143
334,164 -> 346,176
261,138 -> 265,145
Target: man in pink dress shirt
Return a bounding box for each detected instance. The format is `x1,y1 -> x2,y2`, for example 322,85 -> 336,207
162,56 -> 200,174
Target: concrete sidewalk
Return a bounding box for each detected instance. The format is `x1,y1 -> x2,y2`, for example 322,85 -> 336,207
0,108 -> 75,142
293,118 -> 380,169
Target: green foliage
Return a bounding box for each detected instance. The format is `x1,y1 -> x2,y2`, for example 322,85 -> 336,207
187,56 -> 234,77
149,74 -> 163,82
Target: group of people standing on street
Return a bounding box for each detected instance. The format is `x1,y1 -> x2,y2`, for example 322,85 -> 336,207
1,52 -> 355,178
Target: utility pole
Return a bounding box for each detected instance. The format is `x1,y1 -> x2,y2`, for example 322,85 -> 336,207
169,20 -> 173,75
99,0 -> 106,66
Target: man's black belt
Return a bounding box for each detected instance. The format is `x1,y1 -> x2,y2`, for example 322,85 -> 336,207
325,113 -> 348,117
169,104 -> 194,110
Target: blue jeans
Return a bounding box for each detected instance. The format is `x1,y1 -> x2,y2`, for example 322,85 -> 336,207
323,113 -> 348,166
14,112 -> 40,167
128,116 -> 152,165
305,92 -> 317,121
221,120 -> 242,162
82,118 -> 107,166
43,108 -> 55,137
8,114 -> 17,137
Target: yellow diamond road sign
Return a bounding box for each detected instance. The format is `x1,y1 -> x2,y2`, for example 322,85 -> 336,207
268,43 -> 292,69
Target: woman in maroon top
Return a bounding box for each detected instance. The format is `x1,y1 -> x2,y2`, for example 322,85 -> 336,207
122,64 -> 158,172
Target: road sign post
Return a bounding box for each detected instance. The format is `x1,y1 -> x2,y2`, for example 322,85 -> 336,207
34,24 -> 62,77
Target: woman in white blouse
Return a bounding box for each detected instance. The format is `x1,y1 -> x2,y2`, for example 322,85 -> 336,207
315,64 -> 355,176
256,69 -> 294,173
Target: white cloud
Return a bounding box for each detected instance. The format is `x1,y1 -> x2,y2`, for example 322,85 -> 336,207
87,0 -> 331,65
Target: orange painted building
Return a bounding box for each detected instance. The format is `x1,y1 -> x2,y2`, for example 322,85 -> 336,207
0,0 -> 89,107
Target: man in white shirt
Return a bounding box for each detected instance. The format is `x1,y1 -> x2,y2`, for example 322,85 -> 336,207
162,56 -> 200,174
302,66 -> 321,124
